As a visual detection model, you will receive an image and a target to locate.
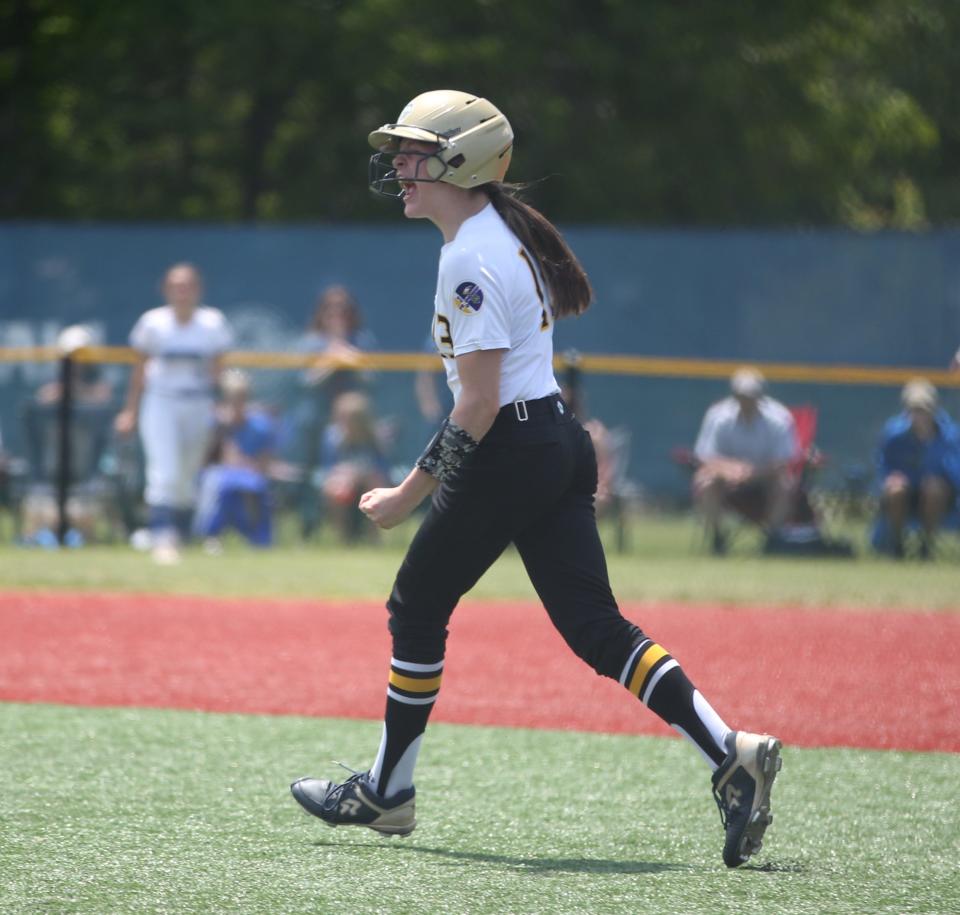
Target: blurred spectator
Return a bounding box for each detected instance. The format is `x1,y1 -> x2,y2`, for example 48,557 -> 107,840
874,378 -> 960,559
292,284 -> 376,537
692,367 -> 796,554
559,365 -> 617,518
36,364 -> 113,410
297,285 -> 376,392
414,364 -> 446,427
414,329 -> 453,441
193,369 -> 277,552
413,365 -> 445,425
19,326 -> 117,546
114,263 -> 233,564
316,390 -> 391,543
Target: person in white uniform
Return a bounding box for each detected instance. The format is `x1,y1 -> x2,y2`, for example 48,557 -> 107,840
115,263 -> 233,561
290,91 -> 782,868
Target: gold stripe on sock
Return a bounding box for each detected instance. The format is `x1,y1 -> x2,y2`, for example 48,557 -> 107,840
389,671 -> 443,693
628,643 -> 668,697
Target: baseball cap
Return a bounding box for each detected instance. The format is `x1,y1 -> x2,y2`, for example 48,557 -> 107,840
730,367 -> 766,399
220,369 -> 250,395
56,324 -> 94,355
901,378 -> 937,413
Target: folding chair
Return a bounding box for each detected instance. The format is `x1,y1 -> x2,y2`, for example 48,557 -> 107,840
674,403 -> 844,554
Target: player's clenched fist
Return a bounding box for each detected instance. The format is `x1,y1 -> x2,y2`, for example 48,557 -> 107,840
359,486 -> 417,529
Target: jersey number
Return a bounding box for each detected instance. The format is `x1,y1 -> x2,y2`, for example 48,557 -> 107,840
435,314 -> 454,358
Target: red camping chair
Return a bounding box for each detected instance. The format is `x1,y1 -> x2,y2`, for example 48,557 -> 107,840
788,404 -> 823,480
783,404 -> 824,525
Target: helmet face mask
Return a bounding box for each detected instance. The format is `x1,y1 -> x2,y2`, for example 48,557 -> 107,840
368,147 -> 449,199
368,90 -> 513,198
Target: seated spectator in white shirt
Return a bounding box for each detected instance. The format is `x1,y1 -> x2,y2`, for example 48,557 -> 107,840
692,367 -> 797,554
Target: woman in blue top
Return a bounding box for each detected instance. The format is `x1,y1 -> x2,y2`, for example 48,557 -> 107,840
876,378 -> 960,557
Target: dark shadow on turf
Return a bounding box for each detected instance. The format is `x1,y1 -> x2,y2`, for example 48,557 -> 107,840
740,859 -> 806,874
310,838 -> 691,875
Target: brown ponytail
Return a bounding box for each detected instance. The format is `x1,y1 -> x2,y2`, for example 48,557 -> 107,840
485,183 -> 593,319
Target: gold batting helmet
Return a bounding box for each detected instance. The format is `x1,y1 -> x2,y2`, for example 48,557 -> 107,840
368,90 -> 513,197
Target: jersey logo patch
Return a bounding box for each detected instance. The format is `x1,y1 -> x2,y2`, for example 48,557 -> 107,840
453,281 -> 484,314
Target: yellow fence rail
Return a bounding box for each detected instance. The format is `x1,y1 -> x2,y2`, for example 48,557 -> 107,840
0,345 -> 957,388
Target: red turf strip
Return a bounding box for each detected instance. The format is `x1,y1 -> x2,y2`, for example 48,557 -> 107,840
1,591 -> 957,752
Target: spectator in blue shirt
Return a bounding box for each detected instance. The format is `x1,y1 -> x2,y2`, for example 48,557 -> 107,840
877,378 -> 960,558
194,369 -> 277,550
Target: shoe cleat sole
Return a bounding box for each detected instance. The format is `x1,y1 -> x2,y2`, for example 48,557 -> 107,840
736,738 -> 782,864
369,822 -> 416,837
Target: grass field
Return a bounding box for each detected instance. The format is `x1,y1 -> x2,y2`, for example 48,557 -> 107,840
3,515 -> 959,914
3,703 -> 958,915
3,514 -> 960,609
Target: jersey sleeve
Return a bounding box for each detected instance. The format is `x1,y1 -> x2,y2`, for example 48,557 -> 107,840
771,410 -> 797,462
876,417 -> 900,478
693,404 -> 722,462
128,312 -> 152,352
210,309 -> 234,352
440,248 -> 511,356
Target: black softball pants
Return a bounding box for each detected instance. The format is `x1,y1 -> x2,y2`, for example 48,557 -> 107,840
387,394 -> 646,680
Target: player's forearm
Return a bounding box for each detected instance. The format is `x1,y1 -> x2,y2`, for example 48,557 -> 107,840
123,361 -> 145,413
211,354 -> 226,384
397,466 -> 439,506
752,460 -> 791,481
702,456 -> 750,474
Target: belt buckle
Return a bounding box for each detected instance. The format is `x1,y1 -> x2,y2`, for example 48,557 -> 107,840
514,400 -> 529,422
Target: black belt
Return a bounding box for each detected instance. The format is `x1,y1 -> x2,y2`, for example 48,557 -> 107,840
493,394 -> 569,427
150,389 -> 214,399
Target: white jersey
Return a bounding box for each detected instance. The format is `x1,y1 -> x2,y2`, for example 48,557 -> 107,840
130,305 -> 233,397
694,396 -> 796,466
431,203 -> 559,406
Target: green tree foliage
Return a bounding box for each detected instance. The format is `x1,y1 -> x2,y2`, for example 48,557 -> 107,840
2,0 -> 958,225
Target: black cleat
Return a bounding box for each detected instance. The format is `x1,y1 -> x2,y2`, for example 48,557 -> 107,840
291,769 -> 416,837
711,731 -> 782,867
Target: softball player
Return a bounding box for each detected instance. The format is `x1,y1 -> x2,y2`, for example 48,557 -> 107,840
291,91 -> 781,867
115,263 -> 233,563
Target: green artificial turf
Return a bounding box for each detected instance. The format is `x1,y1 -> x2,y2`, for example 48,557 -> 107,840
2,703 -> 958,915
2,512 -> 959,609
